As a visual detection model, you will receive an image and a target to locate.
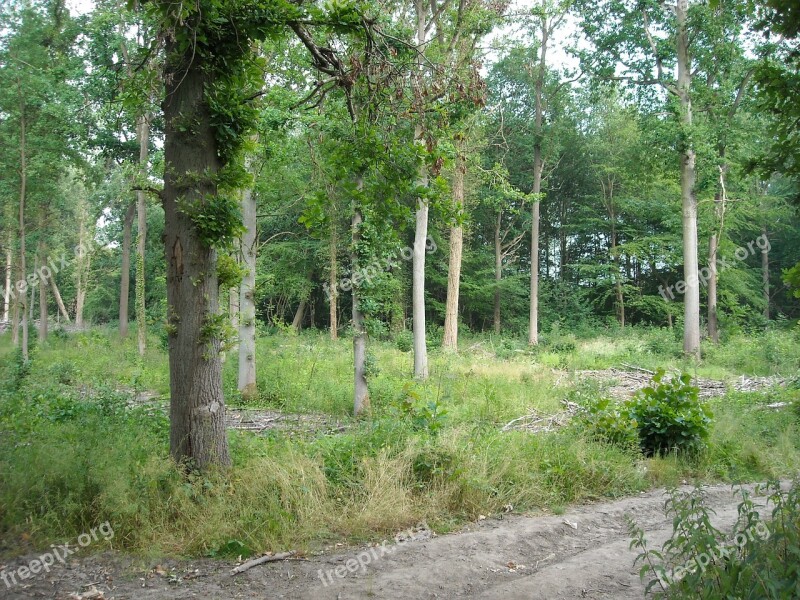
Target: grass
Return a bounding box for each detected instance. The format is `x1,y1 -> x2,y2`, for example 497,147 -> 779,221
0,323 -> 798,559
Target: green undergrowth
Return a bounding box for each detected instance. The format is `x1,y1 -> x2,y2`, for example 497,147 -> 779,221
0,326 -> 798,559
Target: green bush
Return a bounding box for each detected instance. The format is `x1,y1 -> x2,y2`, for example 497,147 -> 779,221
574,396 -> 639,449
628,370 -> 713,456
395,330 -> 413,353
630,480 -> 800,599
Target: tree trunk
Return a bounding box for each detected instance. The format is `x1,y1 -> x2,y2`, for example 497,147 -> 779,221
37,239 -> 48,342
292,298 -> 306,332
494,211 -> 502,335
412,0 -> 430,378
119,202 -> 135,337
18,87 -> 29,361
762,225 -> 770,320
442,137 -> 465,350
529,14 -> 548,347
11,285 -> 19,345
162,42 -> 230,469
238,183 -> 257,400
3,246 -> 11,323
329,216 -> 338,341
352,177 -> 370,415
75,197 -> 90,329
677,0 -> 700,358
609,208 -> 624,327
50,276 -> 70,323
136,114 -> 150,356
708,232 -> 719,343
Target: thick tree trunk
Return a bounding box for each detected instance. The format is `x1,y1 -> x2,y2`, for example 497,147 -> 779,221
136,115 -> 150,356
762,225 -> 770,320
162,43 -> 230,469
238,184 -> 257,400
119,202 -> 135,337
494,212 -> 502,335
677,0 -> 700,358
352,177 -> 370,415
708,232 -> 719,343
443,139 -> 465,350
3,246 -> 11,323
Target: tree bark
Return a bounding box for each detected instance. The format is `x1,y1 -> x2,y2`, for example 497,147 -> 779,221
292,298 -> 306,332
412,0 -> 430,378
119,202 -> 135,337
762,225 -> 770,320
352,177 -> 370,415
11,284 -> 19,345
136,114 -> 150,356
238,183 -> 257,400
37,238 -> 47,342
18,85 -> 29,361
162,41 -> 230,469
529,13 -> 548,347
443,137 -> 465,350
494,211 -> 502,335
3,246 -> 11,323
329,226 -> 339,340
707,232 -> 719,343
50,276 -> 70,323
677,0 -> 700,358
75,197 -> 90,329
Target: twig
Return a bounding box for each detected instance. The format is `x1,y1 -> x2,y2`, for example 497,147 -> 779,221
230,551 -> 297,575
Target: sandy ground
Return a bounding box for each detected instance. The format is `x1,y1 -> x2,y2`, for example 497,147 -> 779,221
0,482 -> 771,600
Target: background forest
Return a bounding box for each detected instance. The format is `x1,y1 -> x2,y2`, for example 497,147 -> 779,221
1,0 -> 800,587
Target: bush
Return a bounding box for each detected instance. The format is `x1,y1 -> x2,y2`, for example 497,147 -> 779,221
574,396 -> 639,449
627,370 -> 713,456
629,480 -> 800,599
395,330 -> 413,353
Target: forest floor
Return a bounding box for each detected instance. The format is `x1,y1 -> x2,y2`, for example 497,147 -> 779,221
0,482 -> 771,600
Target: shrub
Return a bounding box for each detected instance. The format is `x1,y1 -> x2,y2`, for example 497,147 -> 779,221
395,330 -> 413,353
629,480 -> 800,599
627,370 -> 712,456
574,396 -> 639,449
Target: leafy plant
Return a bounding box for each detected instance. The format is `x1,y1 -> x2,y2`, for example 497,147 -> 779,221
575,395 -> 639,449
627,370 -> 712,456
630,480 -> 800,599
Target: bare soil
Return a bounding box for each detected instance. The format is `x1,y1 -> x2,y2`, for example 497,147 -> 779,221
0,483 -> 771,600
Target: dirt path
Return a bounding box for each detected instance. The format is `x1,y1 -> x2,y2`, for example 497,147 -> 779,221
1,483 -> 771,600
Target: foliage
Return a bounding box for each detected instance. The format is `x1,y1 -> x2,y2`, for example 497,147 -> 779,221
630,480 -> 800,598
628,370 -> 713,456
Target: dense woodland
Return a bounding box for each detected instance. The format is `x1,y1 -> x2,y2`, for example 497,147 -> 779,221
1,0 -> 800,472
3,3 -> 800,589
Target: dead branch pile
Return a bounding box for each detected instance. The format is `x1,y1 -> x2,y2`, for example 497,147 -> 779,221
501,399 -> 580,433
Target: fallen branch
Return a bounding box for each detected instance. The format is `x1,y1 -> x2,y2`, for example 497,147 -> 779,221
230,551 -> 297,575
619,363 -> 655,375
